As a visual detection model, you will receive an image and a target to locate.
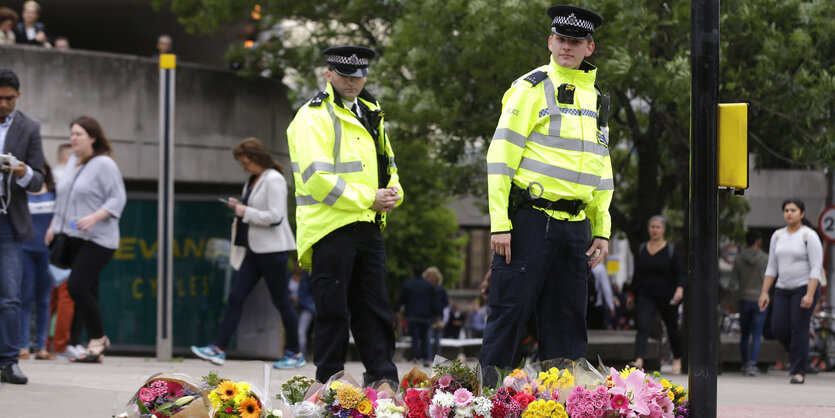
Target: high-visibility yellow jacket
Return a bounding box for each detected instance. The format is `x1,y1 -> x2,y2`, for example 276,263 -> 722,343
287,83 -> 403,268
487,57 -> 613,239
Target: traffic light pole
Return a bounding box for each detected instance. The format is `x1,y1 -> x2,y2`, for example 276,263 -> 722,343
689,0 -> 720,416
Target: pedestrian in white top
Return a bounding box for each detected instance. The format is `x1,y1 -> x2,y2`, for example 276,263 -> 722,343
759,198 -> 822,384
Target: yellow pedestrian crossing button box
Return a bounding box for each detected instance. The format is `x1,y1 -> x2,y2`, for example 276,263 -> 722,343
718,103 -> 748,192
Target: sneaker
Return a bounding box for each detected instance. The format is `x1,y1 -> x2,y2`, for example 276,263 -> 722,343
62,345 -> 86,359
273,353 -> 306,369
191,345 -> 225,365
745,365 -> 760,376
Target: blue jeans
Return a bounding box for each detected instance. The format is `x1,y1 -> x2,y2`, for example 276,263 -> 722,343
771,285 -> 820,376
427,327 -> 442,361
20,250 -> 53,351
0,214 -> 23,366
738,299 -> 767,366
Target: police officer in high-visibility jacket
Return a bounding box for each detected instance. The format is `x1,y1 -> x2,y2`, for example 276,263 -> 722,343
481,5 -> 613,375
287,46 -> 403,383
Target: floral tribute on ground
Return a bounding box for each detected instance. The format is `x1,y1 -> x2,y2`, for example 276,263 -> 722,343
119,357 -> 687,417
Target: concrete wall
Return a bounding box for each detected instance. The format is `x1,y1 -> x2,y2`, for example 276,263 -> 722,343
1,45 -> 292,185
744,156 -> 827,228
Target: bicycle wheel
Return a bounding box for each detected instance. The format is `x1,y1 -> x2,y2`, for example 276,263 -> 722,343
815,327 -> 835,371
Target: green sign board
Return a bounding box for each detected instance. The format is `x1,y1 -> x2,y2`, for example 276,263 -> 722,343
100,199 -> 236,348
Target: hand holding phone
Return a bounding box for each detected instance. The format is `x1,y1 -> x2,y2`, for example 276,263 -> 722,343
218,198 -> 233,206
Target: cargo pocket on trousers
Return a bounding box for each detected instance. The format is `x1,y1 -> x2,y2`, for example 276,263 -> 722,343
488,257 -> 529,309
313,275 -> 347,320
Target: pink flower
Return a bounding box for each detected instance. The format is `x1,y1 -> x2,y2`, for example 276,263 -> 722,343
429,403 -> 451,418
595,385 -> 607,396
437,376 -> 452,389
150,380 -> 168,397
453,388 -> 473,407
139,387 -> 155,403
610,394 -> 629,411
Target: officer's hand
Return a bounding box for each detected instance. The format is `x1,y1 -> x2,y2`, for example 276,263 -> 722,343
586,238 -> 609,268
491,233 -> 512,264
371,188 -> 398,212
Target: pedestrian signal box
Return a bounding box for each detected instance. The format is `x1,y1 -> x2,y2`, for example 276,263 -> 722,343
717,103 -> 748,193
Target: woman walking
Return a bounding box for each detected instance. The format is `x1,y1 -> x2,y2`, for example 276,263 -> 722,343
627,215 -> 686,374
46,115 -> 126,363
759,199 -> 822,384
191,137 -> 303,368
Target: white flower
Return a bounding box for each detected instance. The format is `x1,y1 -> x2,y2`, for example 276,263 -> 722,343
375,399 -> 406,418
455,406 -> 474,417
473,396 -> 493,417
432,392 -> 455,408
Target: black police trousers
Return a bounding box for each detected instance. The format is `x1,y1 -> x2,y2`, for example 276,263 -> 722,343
310,221 -> 398,383
479,208 -> 591,378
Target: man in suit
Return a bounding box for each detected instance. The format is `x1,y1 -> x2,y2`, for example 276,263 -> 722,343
0,68 -> 45,384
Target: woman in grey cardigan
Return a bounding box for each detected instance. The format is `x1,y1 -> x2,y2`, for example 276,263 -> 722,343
759,198 -> 823,384
191,137 -> 302,369
46,115 -> 126,363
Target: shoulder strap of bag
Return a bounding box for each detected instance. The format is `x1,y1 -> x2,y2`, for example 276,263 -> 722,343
57,162 -> 87,234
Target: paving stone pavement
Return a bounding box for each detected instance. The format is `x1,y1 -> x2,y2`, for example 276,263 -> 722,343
1,356 -> 833,417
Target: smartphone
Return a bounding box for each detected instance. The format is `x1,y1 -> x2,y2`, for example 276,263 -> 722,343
218,198 -> 232,205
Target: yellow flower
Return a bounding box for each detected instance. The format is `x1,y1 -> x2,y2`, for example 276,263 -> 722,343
239,396 -> 262,418
675,386 -> 685,394
330,381 -> 345,391
660,379 -> 671,390
357,399 -> 373,415
234,382 -> 252,404
668,390 -> 675,401
510,369 -> 527,379
336,384 -> 363,409
620,367 -> 637,378
216,381 -> 238,401
208,389 -> 222,409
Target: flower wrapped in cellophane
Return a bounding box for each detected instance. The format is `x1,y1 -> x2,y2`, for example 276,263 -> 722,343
203,371 -> 281,418
124,372 -> 210,418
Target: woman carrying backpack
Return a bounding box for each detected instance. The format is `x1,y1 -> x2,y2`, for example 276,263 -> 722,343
627,215 -> 686,374
759,198 -> 823,384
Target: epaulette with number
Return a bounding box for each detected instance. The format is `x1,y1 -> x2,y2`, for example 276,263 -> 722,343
523,70 -> 548,87
309,91 -> 329,107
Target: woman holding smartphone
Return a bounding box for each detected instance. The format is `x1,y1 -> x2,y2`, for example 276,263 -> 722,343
191,137 -> 304,368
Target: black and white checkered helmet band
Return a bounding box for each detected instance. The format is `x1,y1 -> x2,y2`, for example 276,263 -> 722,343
326,54 -> 368,67
551,13 -> 595,32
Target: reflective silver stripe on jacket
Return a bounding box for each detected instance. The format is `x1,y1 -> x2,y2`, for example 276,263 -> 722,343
542,78 -> 562,137
487,162 -> 516,181
388,157 -> 397,170
322,177 -> 346,206
518,157 -> 601,188
527,132 -> 609,157
491,128 -> 527,148
295,195 -> 319,206
598,178 -> 614,191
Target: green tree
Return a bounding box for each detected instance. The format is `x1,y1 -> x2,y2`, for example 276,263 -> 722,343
156,0 -> 834,269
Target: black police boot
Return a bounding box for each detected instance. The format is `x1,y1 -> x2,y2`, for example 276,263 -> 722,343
0,363 -> 28,384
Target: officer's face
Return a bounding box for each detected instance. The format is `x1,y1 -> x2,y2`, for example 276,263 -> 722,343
549,35 -> 594,69
325,69 -> 366,101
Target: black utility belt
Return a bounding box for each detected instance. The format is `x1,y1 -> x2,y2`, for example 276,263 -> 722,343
509,183 -> 587,216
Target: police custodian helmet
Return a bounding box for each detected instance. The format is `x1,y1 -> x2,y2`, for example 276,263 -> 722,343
547,5 -> 604,39
322,46 -> 376,78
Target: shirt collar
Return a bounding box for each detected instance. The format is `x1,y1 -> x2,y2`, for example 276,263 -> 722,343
0,111 -> 15,127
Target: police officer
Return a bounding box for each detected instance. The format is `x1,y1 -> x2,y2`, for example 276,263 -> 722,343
481,5 -> 613,376
287,46 -> 403,383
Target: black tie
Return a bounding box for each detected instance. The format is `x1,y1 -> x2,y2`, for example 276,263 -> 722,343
351,103 -> 359,117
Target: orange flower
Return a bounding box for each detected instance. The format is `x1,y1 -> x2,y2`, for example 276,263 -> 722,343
216,381 -> 238,401
239,396 -> 262,418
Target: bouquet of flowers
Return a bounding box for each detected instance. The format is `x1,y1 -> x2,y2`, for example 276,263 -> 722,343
203,372 -> 281,418
400,366 -> 430,393
125,373 -> 210,418
320,379 -> 377,417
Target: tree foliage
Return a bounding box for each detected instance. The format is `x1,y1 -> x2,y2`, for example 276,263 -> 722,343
155,0 -> 835,275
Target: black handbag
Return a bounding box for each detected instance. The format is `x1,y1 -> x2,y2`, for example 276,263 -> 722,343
48,232 -> 73,268
49,162 -> 85,269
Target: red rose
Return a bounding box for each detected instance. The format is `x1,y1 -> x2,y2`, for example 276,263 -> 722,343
225,406 -> 233,413
513,392 -> 535,409
402,379 -> 409,388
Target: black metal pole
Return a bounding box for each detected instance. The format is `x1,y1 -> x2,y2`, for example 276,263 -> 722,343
689,0 -> 719,416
